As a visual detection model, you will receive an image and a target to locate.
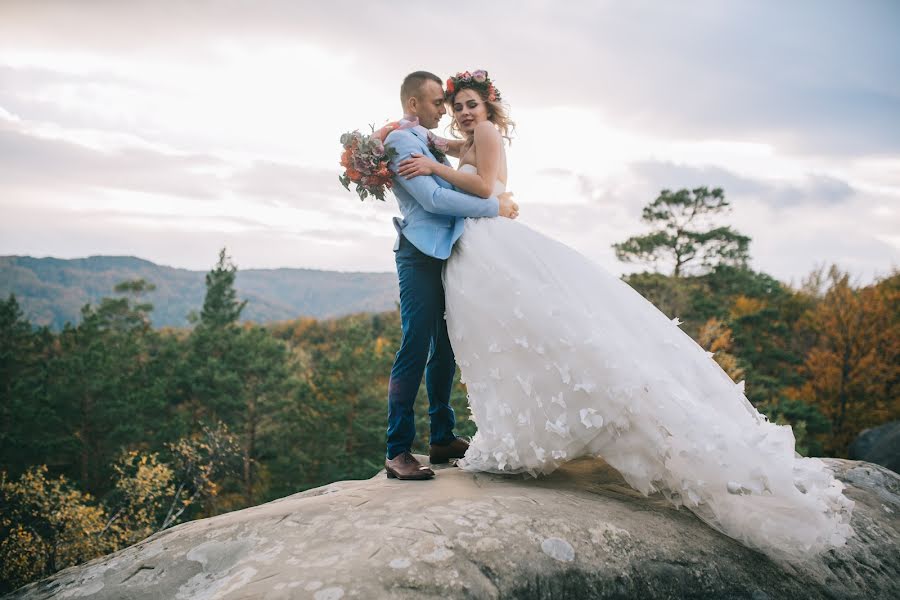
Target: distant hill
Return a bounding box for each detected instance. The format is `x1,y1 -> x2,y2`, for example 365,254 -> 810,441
0,256 -> 398,330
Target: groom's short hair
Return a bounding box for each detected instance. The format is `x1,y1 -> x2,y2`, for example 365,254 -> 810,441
401,71 -> 442,104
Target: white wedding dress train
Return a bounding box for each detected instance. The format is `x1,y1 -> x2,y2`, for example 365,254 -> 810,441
442,165 -> 854,561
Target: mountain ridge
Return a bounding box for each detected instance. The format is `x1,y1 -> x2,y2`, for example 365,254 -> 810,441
0,255 -> 398,329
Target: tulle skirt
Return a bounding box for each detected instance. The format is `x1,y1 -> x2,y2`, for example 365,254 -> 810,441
443,216 -> 854,560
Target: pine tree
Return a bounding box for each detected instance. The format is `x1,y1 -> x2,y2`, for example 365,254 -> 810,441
185,249 -> 246,427
199,249 -> 247,330
185,249 -> 294,506
49,282 -> 161,491
613,187 -> 750,276
0,295 -> 52,475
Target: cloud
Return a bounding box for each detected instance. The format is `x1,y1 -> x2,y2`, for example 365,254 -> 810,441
0,118 -> 399,264
769,174 -> 855,208
0,201 -> 397,272
0,118 -> 378,216
3,1 -> 897,156
69,208 -> 270,230
231,160 -> 340,207
523,160 -> 898,283
1,0 -> 898,286
627,161 -> 856,208
740,190 -> 900,286
0,125 -> 223,198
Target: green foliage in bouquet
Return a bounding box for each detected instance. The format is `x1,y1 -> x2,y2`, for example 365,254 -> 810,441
339,128 -> 398,201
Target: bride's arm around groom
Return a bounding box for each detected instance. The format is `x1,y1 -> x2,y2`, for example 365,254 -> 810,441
385,127 -> 504,218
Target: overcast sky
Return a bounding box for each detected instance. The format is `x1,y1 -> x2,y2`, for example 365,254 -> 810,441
1,0 -> 898,285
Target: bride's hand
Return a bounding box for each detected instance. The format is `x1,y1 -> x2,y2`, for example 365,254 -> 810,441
398,153 -> 440,179
498,191 -> 519,219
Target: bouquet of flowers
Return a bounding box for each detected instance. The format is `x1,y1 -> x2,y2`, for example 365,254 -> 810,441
338,128 -> 398,201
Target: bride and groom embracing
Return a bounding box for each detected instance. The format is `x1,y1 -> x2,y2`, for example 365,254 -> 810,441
378,69 -> 854,560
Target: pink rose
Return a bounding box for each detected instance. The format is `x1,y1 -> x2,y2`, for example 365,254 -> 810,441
473,70 -> 487,83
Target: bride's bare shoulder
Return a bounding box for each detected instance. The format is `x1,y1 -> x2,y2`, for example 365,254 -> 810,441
474,121 -> 501,139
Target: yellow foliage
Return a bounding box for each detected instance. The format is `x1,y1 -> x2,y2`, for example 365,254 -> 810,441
109,451 -> 175,546
697,317 -> 745,382
291,317 -> 317,341
789,269 -> 900,455
0,466 -> 112,591
0,525 -> 46,590
729,295 -> 766,318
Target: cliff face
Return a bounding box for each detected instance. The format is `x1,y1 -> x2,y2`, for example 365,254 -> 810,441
8,456 -> 899,600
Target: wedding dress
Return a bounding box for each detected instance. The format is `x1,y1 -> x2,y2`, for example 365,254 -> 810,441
442,164 -> 854,560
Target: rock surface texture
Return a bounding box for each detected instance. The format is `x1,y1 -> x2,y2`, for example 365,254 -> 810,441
7,456 -> 899,599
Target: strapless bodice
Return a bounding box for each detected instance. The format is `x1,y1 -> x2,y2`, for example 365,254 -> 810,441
459,163 -> 506,195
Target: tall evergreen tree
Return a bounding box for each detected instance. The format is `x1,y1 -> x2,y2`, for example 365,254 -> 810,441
229,327 -> 292,504
0,295 -> 32,466
199,249 -> 247,330
48,282 -> 162,492
184,249 -> 245,427
184,249 -> 294,506
0,295 -> 54,475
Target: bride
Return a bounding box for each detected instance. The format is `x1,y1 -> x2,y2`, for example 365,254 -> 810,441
395,70 -> 854,561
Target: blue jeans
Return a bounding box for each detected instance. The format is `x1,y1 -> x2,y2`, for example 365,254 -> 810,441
386,235 -> 457,459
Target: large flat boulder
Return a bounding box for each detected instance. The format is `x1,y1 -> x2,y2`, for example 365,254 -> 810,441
8,456 -> 899,599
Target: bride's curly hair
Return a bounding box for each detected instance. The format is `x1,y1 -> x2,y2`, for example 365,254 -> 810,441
445,70 -> 515,143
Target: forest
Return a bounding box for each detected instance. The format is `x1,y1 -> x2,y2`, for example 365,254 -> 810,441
1,187 -> 897,592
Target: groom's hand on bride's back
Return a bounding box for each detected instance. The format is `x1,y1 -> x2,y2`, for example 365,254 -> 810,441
499,192 -> 519,219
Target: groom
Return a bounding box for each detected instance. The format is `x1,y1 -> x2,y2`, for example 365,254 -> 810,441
382,71 -> 518,480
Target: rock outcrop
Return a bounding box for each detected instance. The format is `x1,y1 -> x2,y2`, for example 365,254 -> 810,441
8,456 -> 899,599
849,420 -> 900,474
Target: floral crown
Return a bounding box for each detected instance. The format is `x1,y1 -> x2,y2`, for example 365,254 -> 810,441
445,69 -> 502,102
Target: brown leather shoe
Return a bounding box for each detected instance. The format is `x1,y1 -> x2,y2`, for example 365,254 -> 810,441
429,437 -> 469,464
385,452 -> 434,480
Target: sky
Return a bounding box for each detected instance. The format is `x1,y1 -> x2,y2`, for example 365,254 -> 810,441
1,0 -> 898,285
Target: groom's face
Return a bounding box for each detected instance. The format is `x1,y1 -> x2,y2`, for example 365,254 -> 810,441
414,80 -> 447,129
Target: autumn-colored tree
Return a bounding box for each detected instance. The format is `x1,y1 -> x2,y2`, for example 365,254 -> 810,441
697,317 -> 745,382
787,268 -> 900,455
103,451 -> 176,547
0,466 -> 111,593
0,423 -> 242,592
